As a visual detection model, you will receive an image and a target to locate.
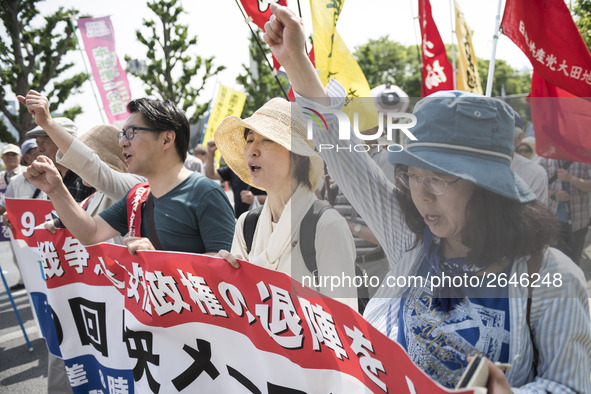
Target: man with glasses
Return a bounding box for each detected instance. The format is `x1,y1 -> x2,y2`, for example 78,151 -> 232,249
20,92 -> 235,256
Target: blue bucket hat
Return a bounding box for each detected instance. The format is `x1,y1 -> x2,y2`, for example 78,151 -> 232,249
20,139 -> 37,155
389,90 -> 535,203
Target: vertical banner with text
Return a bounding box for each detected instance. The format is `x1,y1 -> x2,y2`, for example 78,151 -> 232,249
77,17 -> 132,128
310,0 -> 379,131
202,84 -> 247,166
454,0 -> 482,94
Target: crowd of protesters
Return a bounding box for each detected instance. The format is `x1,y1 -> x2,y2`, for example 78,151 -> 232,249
1,3 -> 590,393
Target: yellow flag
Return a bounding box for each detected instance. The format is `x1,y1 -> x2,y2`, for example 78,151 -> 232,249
203,84 -> 247,166
454,0 -> 483,94
310,0 -> 378,130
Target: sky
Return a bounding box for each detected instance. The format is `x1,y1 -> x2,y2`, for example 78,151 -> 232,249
23,0 -> 532,135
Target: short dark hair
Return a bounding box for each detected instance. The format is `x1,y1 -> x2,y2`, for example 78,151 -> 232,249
127,98 -> 189,161
394,165 -> 558,264
291,154 -> 312,190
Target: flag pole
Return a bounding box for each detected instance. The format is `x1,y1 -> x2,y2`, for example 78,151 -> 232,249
232,0 -> 289,99
410,0 -> 425,97
485,0 -> 503,96
69,16 -> 106,123
449,0 -> 456,90
295,0 -> 309,55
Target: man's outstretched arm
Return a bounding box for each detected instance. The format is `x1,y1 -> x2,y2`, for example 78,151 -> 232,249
25,155 -> 119,245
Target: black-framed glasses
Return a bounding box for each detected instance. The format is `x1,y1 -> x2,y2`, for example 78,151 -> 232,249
118,126 -> 161,141
397,171 -> 461,195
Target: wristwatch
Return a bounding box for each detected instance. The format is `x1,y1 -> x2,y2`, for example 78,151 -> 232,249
352,223 -> 362,236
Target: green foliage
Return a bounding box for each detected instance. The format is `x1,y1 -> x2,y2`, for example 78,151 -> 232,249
571,0 -> 591,49
353,36 -> 422,97
354,36 -> 531,100
0,0 -> 88,142
236,30 -> 288,118
124,0 -> 225,124
476,58 -> 531,123
0,121 -> 16,144
476,58 -> 531,97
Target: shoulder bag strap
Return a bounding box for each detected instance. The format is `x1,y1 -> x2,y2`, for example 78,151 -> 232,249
526,248 -> 545,377
145,192 -> 163,251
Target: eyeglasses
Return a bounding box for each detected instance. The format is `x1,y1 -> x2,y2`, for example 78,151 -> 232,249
118,126 -> 161,141
397,171 -> 461,195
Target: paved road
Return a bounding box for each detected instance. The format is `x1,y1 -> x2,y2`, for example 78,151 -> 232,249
0,241 -> 47,393
1,228 -> 591,393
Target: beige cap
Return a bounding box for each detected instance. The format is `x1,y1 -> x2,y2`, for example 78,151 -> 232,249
2,143 -> 21,155
26,117 -> 77,139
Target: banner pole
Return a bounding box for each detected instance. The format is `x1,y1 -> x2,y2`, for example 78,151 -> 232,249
69,16 -> 106,123
0,264 -> 33,351
410,0 -> 425,97
450,0 -> 456,90
296,0 -> 309,55
485,0 -> 503,97
232,0 -> 289,99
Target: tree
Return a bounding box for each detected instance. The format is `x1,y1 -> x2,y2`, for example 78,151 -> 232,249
571,0 -> 591,50
236,30 -> 288,118
476,58 -> 531,97
354,36 -> 532,98
476,58 -> 532,123
125,0 -> 225,124
354,36 -> 423,97
0,0 -> 88,143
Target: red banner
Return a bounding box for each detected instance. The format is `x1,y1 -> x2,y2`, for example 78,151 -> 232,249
77,17 -> 132,127
6,198 -> 475,393
239,0 -> 286,29
502,0 -> 591,98
239,0 -> 287,70
529,72 -> 591,163
418,0 -> 454,96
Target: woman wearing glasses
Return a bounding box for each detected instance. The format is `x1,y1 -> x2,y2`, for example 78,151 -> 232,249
515,137 -> 537,161
265,4 -> 591,393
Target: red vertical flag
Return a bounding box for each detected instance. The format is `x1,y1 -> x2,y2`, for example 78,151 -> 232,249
529,72 -> 591,163
503,0 -> 591,162
418,0 -> 454,96
240,0 -> 287,70
502,0 -> 591,98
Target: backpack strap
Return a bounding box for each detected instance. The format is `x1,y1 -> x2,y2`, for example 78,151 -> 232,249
126,182 -> 150,237
526,248 -> 545,378
300,200 -> 333,279
242,200 -> 333,274
243,206 -> 264,254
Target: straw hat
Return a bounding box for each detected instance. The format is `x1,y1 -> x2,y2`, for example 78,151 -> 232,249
80,125 -> 127,173
213,98 -> 323,190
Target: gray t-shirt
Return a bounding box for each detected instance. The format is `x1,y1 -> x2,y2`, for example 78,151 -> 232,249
99,172 -> 235,254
